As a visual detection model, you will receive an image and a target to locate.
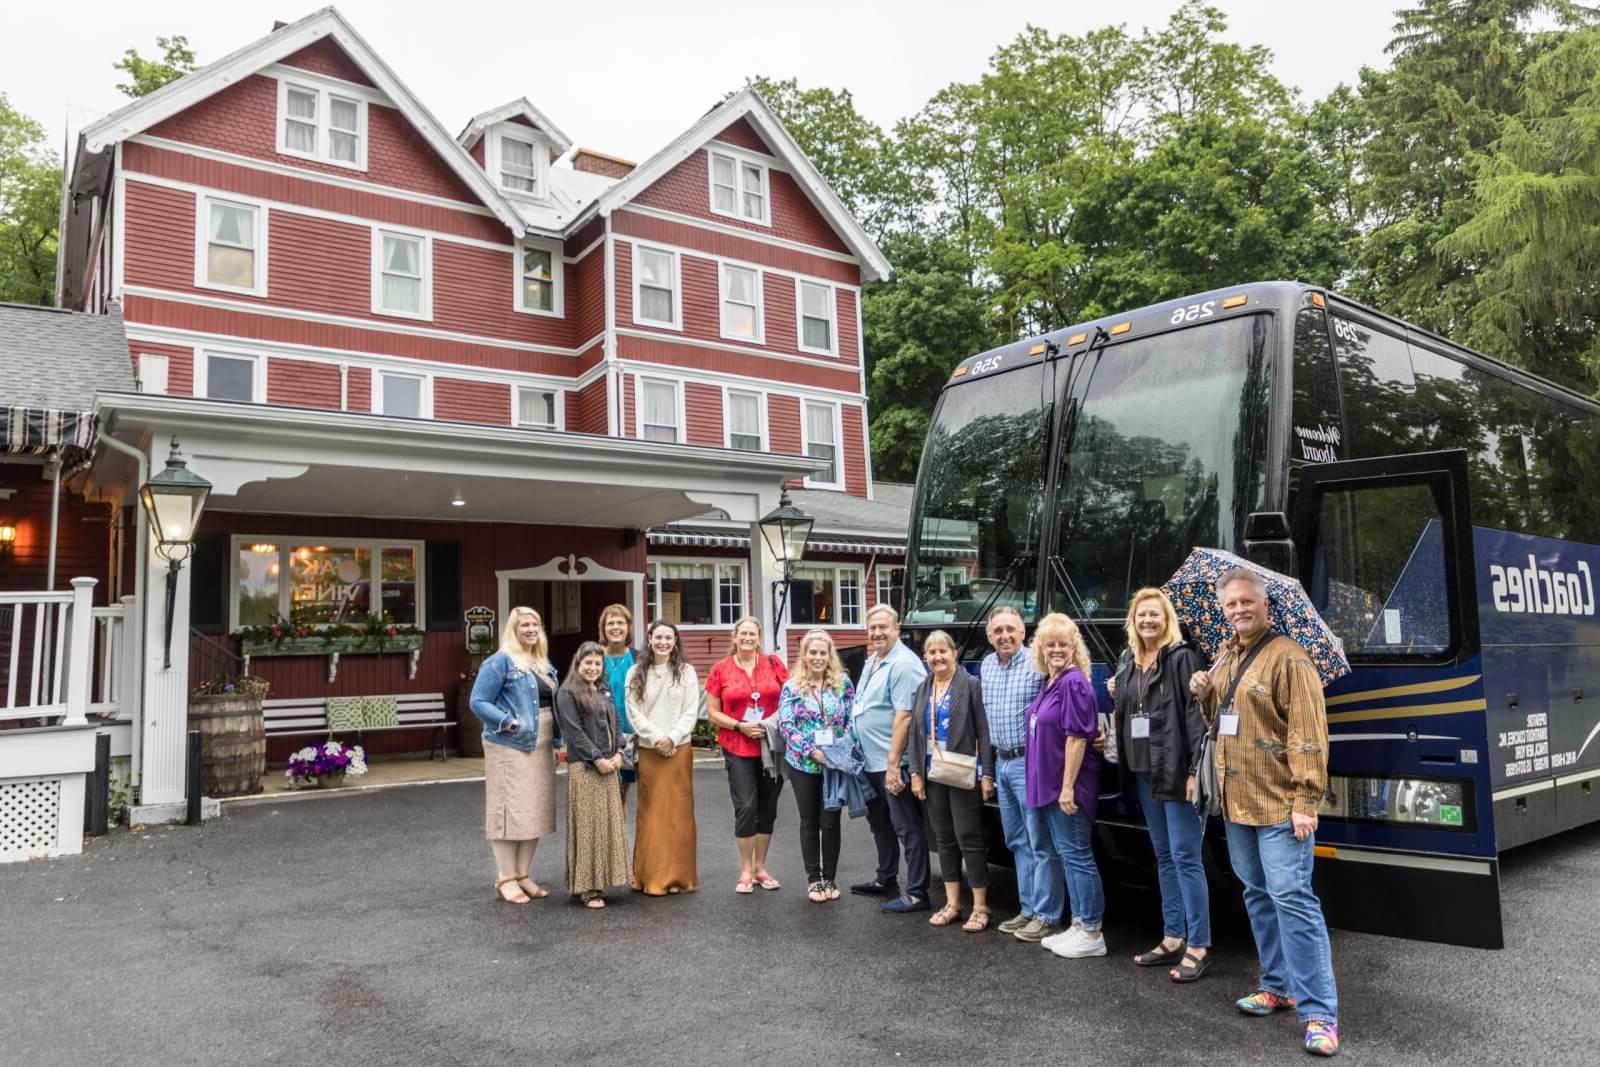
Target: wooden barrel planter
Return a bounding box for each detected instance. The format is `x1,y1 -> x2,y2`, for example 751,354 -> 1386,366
189,692 -> 267,797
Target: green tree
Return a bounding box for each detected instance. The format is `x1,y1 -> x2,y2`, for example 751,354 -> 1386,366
114,34 -> 198,98
0,94 -> 62,305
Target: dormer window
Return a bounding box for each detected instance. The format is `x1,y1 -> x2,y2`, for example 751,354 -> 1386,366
276,79 -> 366,170
709,150 -> 769,225
487,127 -> 547,199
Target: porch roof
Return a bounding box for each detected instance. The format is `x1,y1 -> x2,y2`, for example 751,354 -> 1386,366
93,393 -> 825,528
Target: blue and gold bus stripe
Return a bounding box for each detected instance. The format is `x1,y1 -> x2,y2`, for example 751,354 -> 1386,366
1327,698 -> 1488,726
1324,675 -> 1482,708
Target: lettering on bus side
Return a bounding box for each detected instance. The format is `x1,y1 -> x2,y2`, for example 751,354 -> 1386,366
1487,555 -> 1595,616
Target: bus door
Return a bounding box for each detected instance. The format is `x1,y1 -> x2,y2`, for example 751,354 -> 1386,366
1290,448 -> 1503,948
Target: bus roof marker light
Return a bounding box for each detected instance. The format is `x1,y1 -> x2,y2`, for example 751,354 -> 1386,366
1310,291 -> 1326,308
951,366 -> 969,377
1067,332 -> 1088,345
1027,342 -> 1048,357
1221,294 -> 1248,309
1109,322 -> 1132,336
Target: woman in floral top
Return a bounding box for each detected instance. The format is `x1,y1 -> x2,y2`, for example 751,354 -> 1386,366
777,628 -> 856,903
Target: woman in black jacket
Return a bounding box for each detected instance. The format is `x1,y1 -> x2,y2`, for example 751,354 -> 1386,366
1111,588 -> 1212,981
555,642 -> 631,909
907,630 -> 996,932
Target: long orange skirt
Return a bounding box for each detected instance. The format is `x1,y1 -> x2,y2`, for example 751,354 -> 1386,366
631,744 -> 698,894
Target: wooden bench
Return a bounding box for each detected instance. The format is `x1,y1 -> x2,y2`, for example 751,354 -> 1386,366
263,692 -> 454,760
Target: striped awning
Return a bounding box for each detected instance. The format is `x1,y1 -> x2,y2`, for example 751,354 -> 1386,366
1,406 -> 98,465
647,524 -> 914,558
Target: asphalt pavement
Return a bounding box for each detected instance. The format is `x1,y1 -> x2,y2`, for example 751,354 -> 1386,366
4,764 -> 1599,1065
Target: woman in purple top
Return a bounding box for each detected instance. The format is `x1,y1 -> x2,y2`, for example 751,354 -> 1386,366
1025,612 -> 1107,960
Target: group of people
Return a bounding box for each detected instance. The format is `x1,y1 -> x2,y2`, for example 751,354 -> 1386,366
468,567 -> 1341,1059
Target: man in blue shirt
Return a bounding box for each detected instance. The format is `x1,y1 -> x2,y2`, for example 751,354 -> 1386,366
849,603 -> 930,912
979,606 -> 1063,942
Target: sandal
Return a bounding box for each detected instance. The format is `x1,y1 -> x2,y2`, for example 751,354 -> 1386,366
928,902 -> 962,926
807,881 -> 828,903
736,876 -> 756,894
582,890 -> 607,910
516,876 -> 548,899
494,876 -> 530,905
824,880 -> 841,901
962,906 -> 991,933
756,872 -> 781,891
1134,940 -> 1186,967
1170,948 -> 1213,983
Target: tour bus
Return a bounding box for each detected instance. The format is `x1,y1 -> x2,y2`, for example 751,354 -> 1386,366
897,280 -> 1600,948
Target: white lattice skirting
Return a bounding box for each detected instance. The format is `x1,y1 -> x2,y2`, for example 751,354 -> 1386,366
0,727 -> 95,863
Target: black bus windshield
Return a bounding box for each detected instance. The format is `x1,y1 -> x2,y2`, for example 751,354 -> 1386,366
1052,314 -> 1271,617
906,361 -> 1048,624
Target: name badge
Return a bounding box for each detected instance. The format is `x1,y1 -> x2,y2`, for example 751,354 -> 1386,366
1130,715 -> 1151,740
743,703 -> 765,723
1219,713 -> 1241,737
814,727 -> 836,748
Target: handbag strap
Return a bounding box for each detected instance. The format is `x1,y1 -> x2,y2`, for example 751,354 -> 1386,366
1216,634 -> 1281,718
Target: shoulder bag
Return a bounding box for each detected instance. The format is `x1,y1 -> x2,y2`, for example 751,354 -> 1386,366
1193,635 -> 1279,818
926,677 -> 978,791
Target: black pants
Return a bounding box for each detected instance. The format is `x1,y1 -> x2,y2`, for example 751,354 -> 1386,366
725,752 -> 783,838
786,764 -> 841,881
926,779 -> 990,889
865,768 -> 929,898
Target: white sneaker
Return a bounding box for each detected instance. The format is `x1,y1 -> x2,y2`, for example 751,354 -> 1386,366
1039,927 -> 1074,951
1048,926 -> 1108,959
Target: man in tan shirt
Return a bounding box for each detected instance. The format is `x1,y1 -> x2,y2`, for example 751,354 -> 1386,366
1191,567 -> 1340,1058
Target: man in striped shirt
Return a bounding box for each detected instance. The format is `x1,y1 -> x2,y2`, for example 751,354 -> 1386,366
1190,568 -> 1340,1058
979,607 -> 1062,943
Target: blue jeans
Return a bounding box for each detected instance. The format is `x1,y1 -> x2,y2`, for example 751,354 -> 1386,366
1041,803 -> 1104,931
1224,819 -> 1339,1024
995,756 -> 1063,924
1135,773 -> 1211,947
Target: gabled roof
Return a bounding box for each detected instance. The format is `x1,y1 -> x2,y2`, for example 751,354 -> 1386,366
76,6 -> 526,238
594,88 -> 892,282
457,98 -> 573,161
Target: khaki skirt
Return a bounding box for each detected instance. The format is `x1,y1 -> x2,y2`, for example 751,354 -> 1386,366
483,709 -> 557,841
566,762 -> 631,894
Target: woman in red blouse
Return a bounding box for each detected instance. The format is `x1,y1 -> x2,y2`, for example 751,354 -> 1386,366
705,616 -> 789,893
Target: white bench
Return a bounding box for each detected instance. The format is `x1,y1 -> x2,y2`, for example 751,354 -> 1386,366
262,692 -> 454,760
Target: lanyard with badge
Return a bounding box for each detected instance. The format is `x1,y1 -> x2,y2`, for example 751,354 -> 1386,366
1129,666 -> 1152,740
740,659 -> 765,723
1216,636 -> 1279,740
809,684 -> 836,748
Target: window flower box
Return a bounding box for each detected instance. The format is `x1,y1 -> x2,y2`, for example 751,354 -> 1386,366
238,633 -> 424,658
234,614 -> 424,682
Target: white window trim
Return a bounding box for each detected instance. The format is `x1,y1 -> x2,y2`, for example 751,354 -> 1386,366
874,565 -> 906,611
632,244 -> 682,330
646,558 -> 748,630
513,237 -> 564,318
512,384 -> 565,431
485,124 -> 549,201
193,348 -> 266,403
636,375 -> 685,443
718,260 -> 765,345
707,148 -> 772,227
796,279 -> 839,357
721,385 -> 768,452
275,78 -> 368,171
227,535 -> 427,633
371,227 -> 433,321
801,399 -> 844,490
372,367 -> 434,418
193,194 -> 269,296
787,563 -> 865,629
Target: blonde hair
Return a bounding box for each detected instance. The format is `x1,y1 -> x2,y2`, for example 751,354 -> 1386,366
500,606 -> 553,684
597,602 -> 632,643
1030,612 -> 1092,680
724,616 -> 764,658
796,629 -> 846,694
1124,587 -> 1183,669
923,629 -> 956,658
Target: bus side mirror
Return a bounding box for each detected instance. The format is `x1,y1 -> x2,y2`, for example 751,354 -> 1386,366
1243,511 -> 1296,576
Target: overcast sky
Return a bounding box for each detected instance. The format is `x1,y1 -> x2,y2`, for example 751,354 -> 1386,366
5,0 -> 1405,164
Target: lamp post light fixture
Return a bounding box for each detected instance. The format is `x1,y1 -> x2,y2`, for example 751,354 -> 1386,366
0,523 -> 15,553
757,487 -> 814,639
138,437 -> 212,669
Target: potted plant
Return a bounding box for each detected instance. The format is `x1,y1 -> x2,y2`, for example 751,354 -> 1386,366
189,675 -> 271,797
285,740 -> 369,789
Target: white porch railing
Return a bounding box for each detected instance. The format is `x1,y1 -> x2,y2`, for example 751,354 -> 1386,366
0,579 -> 112,726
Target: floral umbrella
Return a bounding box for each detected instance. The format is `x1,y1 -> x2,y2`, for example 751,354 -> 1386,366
1161,547 -> 1350,686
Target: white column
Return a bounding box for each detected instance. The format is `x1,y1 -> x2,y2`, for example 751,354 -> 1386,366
749,522 -> 785,665
137,530 -> 194,806
61,577 -> 97,726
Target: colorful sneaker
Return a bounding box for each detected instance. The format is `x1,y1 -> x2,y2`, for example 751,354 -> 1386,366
1235,990 -> 1297,1016
1304,1020 -> 1340,1057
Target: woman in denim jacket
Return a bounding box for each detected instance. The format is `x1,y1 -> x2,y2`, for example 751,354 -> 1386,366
470,606 -> 559,904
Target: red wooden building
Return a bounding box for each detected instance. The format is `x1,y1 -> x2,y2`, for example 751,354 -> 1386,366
51,7 -> 904,797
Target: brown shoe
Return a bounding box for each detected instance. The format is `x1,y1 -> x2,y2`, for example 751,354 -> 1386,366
1013,916 -> 1053,942
998,913 -> 1031,934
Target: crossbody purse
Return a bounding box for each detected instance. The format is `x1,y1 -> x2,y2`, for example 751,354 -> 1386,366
926,678 -> 978,791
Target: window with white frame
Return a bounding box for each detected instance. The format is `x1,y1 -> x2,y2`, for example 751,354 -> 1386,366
499,134 -> 539,194
790,564 -> 862,627
277,80 -> 366,169
634,246 -> 679,327
516,240 -> 562,315
377,370 -> 426,418
198,197 -> 264,293
233,538 -> 423,629
374,230 -> 429,318
803,400 -> 839,487
726,390 -> 762,452
640,378 -> 680,442
647,560 -> 745,626
720,263 -> 762,342
875,565 -> 906,616
516,387 -> 559,430
709,151 -> 768,224
798,281 -> 836,354
202,352 -> 259,402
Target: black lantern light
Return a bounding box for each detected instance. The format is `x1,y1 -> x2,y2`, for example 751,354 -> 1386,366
757,487 -> 813,637
139,437 -> 211,668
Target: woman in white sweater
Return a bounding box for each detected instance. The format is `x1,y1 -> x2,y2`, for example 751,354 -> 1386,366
626,619 -> 701,894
